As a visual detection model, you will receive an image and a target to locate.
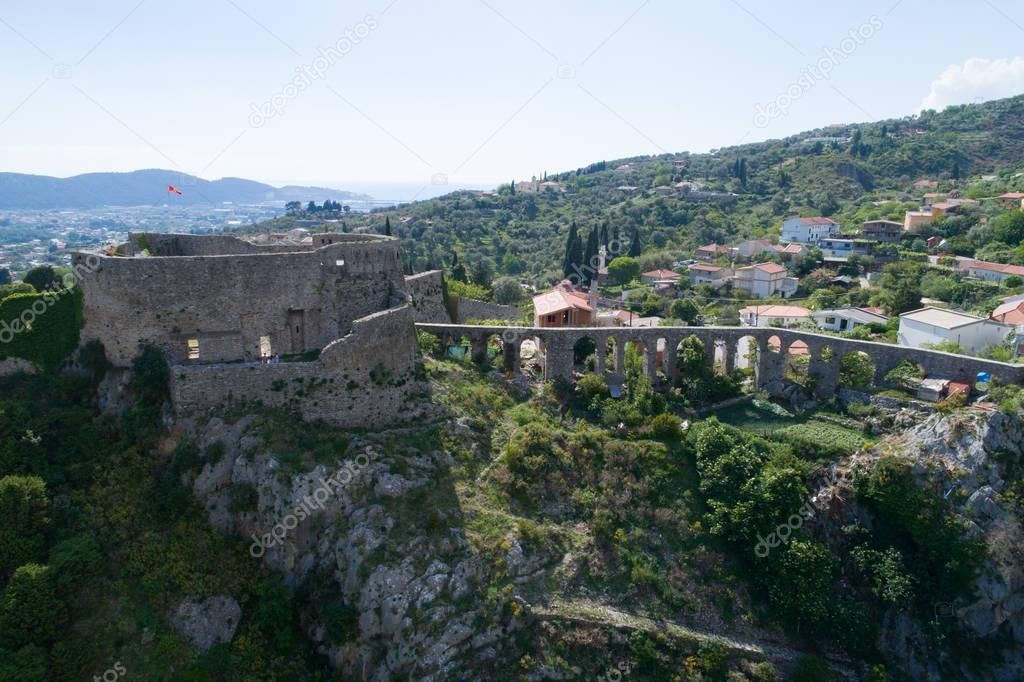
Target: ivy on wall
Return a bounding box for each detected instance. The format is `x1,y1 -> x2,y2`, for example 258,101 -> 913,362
0,288 -> 84,371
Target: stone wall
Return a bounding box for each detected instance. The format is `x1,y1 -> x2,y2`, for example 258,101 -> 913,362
456,297 -> 521,324
74,234 -> 405,366
169,304 -> 419,428
403,270 -> 452,324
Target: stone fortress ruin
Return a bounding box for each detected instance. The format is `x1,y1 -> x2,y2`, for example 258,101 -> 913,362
73,232 -> 422,427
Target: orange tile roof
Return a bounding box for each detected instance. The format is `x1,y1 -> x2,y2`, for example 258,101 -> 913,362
532,289 -> 592,316
793,216 -> 838,225
969,260 -> 1024,277
990,300 -> 1024,324
752,262 -> 787,274
739,304 -> 811,318
643,269 -> 682,279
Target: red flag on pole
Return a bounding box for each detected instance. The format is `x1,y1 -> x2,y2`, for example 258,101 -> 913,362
167,185 -> 182,195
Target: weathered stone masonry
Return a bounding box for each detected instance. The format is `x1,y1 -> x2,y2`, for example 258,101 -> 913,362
417,323 -> 1024,397
74,233 -> 419,428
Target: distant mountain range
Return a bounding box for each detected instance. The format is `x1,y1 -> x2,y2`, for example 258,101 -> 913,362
0,169 -> 372,209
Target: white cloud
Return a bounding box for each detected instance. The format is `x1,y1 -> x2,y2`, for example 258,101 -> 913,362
920,56 -> 1024,111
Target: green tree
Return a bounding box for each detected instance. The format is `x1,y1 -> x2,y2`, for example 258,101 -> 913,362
669,298 -> 700,324
562,221 -> 583,279
0,564 -> 67,648
21,266 -> 61,293
839,351 -> 874,390
875,262 -> 923,314
384,216 -> 392,236
470,260 -> 494,288
0,476 -> 51,579
450,252 -> 467,283
607,257 -> 640,286
0,268 -> 10,285
764,539 -> 836,630
581,227 -> 599,285
993,211 -> 1024,246
491,277 -> 522,304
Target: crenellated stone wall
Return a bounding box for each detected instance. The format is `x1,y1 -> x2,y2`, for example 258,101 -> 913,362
73,233 -> 405,366
74,232 -> 418,429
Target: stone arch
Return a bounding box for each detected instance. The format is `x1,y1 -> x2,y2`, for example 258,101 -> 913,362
767,335 -> 782,353
604,337 -> 620,374
784,339 -> 811,386
734,335 -> 761,387
485,333 -> 506,369
838,349 -> 876,391
573,336 -> 598,372
675,334 -> 709,385
655,336 -> 670,381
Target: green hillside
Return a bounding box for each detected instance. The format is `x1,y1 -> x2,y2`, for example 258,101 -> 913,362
242,94 -> 1024,288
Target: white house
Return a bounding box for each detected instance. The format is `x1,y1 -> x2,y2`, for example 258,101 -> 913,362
965,260 -> 1024,284
897,306 -> 1012,356
688,263 -> 732,288
733,262 -> 798,299
781,217 -> 840,244
812,307 -> 888,332
819,238 -> 873,262
739,304 -> 812,327
734,239 -> 781,260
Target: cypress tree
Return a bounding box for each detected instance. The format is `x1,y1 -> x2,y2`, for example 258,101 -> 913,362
582,227 -> 599,286
562,221 -> 581,278
384,216 -> 392,236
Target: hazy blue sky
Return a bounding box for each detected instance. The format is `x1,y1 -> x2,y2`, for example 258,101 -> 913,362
2,0 -> 1024,199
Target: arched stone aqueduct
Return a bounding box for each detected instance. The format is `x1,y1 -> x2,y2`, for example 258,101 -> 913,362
416,324 -> 1024,398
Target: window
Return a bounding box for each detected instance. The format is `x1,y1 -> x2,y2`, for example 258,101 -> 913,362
187,339 -> 200,360
335,258 -> 345,267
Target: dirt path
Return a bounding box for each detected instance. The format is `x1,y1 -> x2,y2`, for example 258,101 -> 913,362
531,597 -> 857,678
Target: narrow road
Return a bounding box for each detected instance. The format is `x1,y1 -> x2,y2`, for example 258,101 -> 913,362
531,597 -> 856,678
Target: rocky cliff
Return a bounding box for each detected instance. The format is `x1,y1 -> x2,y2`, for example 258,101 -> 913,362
179,412 -> 518,680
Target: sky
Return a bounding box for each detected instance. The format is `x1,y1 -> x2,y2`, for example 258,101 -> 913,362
2,0 -> 1024,200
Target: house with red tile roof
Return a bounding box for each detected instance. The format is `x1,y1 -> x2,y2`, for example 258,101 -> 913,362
695,243 -> 732,260
687,263 -> 732,288
640,268 -> 682,283
532,284 -> 593,327
990,299 -> 1024,325
999,192 -> 1024,210
966,260 -> 1024,284
739,304 -> 812,327
733,262 -> 799,299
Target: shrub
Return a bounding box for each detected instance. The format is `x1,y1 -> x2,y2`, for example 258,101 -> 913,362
21,266 -> 62,293
0,475 -> 51,580
789,655 -> 834,682
577,373 -> 608,403
0,288 -> 83,371
0,564 -> 67,648
47,534 -> 102,597
649,413 -> 682,440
